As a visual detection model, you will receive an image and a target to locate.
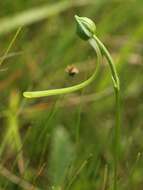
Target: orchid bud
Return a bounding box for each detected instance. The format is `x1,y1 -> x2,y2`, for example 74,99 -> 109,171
75,15 -> 96,40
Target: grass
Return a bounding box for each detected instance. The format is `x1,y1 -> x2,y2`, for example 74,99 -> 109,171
0,0 -> 143,190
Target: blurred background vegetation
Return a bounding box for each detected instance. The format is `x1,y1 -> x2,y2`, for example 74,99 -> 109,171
0,0 -> 143,189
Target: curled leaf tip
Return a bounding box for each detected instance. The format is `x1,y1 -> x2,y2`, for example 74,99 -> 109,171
23,92 -> 32,98
75,15 -> 96,40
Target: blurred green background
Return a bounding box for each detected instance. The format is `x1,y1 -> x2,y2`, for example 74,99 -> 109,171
0,0 -> 143,189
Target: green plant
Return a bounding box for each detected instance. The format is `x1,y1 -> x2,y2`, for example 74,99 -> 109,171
23,15 -> 120,190
23,17 -> 102,98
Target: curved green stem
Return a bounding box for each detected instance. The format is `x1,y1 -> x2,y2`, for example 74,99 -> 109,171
93,35 -> 120,190
93,35 -> 120,90
23,15 -> 121,190
23,39 -> 102,98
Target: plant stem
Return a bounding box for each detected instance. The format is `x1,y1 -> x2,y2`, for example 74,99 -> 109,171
0,27 -> 22,66
23,15 -> 121,190
93,35 -> 120,190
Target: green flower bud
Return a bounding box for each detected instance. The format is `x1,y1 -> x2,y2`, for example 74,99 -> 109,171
75,15 -> 96,41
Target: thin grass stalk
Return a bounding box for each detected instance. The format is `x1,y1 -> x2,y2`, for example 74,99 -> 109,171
93,35 -> 120,190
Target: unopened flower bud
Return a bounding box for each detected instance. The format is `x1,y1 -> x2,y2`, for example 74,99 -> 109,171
75,15 -> 96,40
